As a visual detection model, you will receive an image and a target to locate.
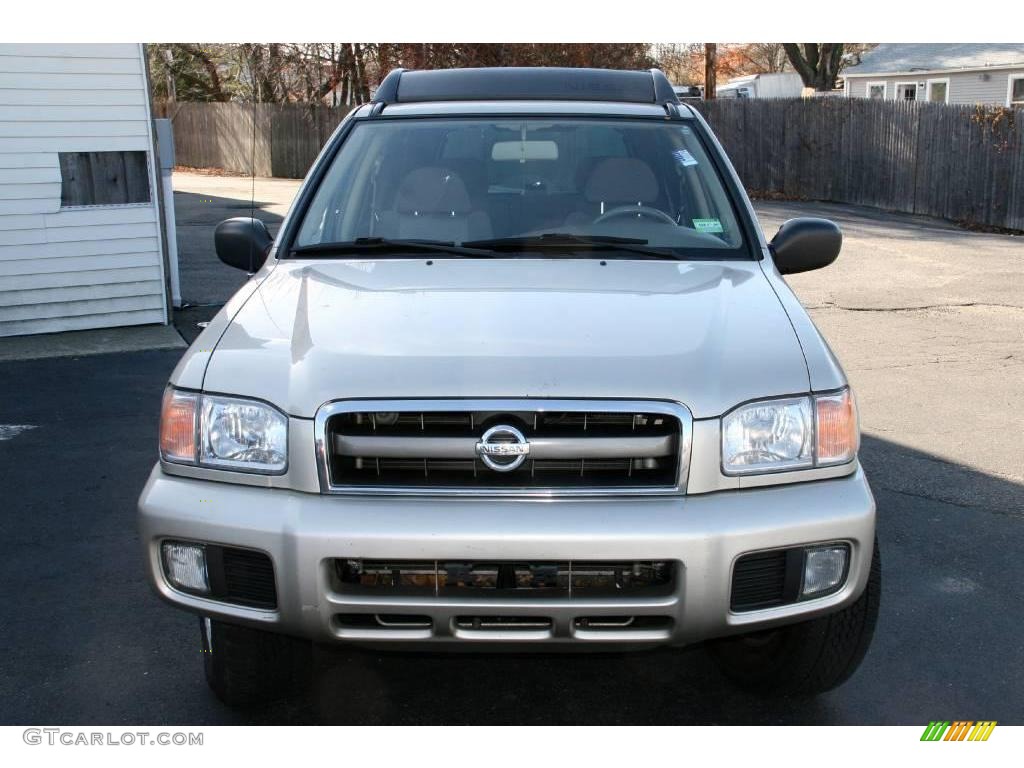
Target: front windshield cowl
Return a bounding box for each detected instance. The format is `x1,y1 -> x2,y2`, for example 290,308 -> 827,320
291,116 -> 750,261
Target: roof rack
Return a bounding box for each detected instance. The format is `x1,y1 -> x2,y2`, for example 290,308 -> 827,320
371,67 -> 680,106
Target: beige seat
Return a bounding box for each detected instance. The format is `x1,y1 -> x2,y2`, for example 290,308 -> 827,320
376,167 -> 492,242
565,157 -> 660,227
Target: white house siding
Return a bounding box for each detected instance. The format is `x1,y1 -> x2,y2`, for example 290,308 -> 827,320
0,44 -> 167,337
847,67 -> 1024,105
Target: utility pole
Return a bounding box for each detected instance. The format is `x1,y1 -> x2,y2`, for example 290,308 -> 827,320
704,43 -> 717,99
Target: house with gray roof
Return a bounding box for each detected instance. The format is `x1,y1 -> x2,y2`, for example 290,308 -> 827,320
843,43 -> 1024,106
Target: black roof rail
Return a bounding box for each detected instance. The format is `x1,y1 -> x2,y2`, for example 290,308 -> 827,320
370,67 -> 680,106
373,68 -> 404,104
648,68 -> 679,104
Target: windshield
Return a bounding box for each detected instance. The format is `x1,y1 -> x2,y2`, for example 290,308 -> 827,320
294,117 -> 748,257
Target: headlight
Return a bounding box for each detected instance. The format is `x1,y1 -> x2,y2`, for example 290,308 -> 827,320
200,394 -> 288,472
722,388 -> 858,475
722,396 -> 813,474
159,388 -> 288,474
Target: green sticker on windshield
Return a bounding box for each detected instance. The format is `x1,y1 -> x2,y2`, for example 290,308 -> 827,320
693,218 -> 724,234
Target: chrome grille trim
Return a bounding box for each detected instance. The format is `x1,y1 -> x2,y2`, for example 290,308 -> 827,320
333,433 -> 676,460
314,399 -> 693,497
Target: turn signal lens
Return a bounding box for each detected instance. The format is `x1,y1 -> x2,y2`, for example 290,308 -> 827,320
815,389 -> 858,465
160,388 -> 197,463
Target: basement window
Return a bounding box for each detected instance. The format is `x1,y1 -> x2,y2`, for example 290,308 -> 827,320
58,151 -> 151,207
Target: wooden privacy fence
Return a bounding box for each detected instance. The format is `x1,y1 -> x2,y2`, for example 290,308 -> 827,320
696,98 -> 1024,231
156,102 -> 355,179
159,99 -> 1024,230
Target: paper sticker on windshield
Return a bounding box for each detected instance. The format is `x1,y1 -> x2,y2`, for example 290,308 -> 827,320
672,149 -> 699,167
693,218 -> 724,234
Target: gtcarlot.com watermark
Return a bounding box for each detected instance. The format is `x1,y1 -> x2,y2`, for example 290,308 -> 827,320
23,729 -> 203,746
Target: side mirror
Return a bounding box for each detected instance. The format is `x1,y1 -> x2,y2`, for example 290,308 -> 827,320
770,218 -> 842,275
214,217 -> 273,272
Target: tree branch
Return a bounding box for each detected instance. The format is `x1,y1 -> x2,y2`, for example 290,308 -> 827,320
177,44 -> 227,102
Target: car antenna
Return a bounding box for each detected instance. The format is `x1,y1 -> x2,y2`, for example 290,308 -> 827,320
248,49 -> 258,275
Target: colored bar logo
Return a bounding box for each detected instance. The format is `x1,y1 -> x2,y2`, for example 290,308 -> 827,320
920,721 -> 997,741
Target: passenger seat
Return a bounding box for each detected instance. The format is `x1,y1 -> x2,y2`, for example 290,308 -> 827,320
376,167 -> 492,242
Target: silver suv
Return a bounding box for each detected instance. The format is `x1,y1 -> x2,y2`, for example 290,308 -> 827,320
139,67 -> 879,708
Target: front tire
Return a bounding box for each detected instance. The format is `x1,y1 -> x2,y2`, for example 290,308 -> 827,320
710,537 -> 881,696
201,618 -> 311,708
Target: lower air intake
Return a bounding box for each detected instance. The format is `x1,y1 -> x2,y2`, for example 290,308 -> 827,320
730,549 -> 799,612
206,545 -> 277,609
335,559 -> 675,597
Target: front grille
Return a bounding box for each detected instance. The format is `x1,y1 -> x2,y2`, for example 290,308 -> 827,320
319,400 -> 688,493
335,559 -> 675,597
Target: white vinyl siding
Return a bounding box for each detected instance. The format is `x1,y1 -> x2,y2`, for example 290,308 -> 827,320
847,66 -> 1024,106
0,90 -> 148,106
0,43 -> 167,337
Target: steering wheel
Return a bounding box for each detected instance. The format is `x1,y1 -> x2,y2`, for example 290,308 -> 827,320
593,205 -> 677,227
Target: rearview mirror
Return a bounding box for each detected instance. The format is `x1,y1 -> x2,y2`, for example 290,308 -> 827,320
491,140 -> 559,161
214,217 -> 273,272
770,218 -> 842,275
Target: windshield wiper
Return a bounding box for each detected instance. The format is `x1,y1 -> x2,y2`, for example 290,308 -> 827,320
462,233 -> 683,260
291,237 -> 497,259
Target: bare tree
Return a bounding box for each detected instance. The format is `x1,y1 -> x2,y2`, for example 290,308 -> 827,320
151,43 -> 657,104
736,43 -> 790,73
783,43 -> 844,91
148,44 -> 232,102
651,43 -> 704,84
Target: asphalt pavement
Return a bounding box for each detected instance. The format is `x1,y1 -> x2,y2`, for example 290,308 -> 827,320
0,173 -> 1020,725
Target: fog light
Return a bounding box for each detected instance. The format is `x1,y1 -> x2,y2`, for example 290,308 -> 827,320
162,541 -> 209,593
802,545 -> 848,597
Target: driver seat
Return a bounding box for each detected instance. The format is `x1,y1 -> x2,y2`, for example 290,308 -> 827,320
565,157 -> 660,227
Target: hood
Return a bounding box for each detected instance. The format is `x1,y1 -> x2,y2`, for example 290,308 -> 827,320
201,258 -> 810,419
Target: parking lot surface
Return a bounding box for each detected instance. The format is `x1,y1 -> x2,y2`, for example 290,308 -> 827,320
1,172 -> 1020,725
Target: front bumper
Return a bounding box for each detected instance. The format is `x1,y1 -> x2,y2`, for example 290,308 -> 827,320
138,464 -> 875,648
